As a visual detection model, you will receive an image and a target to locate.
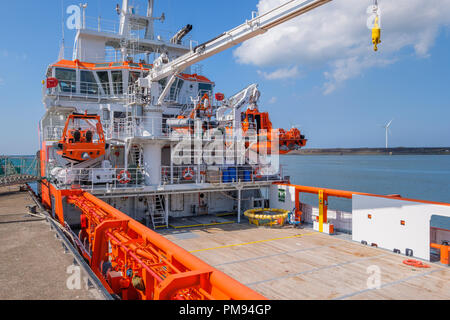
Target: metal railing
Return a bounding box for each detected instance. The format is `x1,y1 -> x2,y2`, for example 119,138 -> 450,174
81,16 -> 193,47
0,156 -> 39,187
44,116 -> 169,143
104,116 -> 170,141
46,80 -> 127,101
161,165 -> 284,186
44,126 -> 65,141
83,16 -> 120,34
0,156 -> 38,177
50,167 -> 145,191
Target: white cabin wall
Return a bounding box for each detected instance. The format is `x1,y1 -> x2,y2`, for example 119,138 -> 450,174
352,195 -> 450,261
75,36 -> 106,62
269,184 -> 296,211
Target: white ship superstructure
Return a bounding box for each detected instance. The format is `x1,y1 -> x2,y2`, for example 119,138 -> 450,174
40,0 -> 317,229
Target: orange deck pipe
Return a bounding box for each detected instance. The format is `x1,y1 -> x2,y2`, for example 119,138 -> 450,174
285,184 -> 370,199
430,243 -> 450,265
279,183 -> 450,206
81,192 -> 266,300
106,231 -> 164,283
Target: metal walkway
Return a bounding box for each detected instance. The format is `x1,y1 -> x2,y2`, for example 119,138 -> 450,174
0,156 -> 39,187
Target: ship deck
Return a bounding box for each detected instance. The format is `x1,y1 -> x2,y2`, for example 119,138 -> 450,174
161,223 -> 450,300
0,186 -> 106,300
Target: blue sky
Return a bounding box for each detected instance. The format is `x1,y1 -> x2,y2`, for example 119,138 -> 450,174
0,0 -> 449,155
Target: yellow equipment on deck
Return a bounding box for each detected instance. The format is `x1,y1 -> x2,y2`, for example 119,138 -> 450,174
244,208 -> 290,227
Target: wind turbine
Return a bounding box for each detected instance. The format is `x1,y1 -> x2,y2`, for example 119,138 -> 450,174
382,119 -> 393,149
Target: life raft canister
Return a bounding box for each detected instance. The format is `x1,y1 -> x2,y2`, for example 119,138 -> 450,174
117,170 -> 132,184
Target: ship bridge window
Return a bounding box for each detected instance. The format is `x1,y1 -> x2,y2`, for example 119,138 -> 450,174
157,77 -> 184,102
159,77 -> 168,89
169,78 -> 184,101
198,83 -> 212,97
80,71 -> 99,95
111,70 -> 123,95
97,71 -> 110,95
129,71 -> 141,85
95,63 -> 111,68
55,68 -> 76,93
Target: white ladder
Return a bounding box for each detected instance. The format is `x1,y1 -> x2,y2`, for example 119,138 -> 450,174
130,145 -> 143,167
146,195 -> 168,229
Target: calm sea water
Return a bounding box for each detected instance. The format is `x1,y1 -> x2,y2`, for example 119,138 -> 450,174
280,155 -> 450,212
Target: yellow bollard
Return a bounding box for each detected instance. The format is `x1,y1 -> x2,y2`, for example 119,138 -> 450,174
318,190 -> 329,233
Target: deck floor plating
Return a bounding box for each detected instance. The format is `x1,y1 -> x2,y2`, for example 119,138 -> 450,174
161,223 -> 450,300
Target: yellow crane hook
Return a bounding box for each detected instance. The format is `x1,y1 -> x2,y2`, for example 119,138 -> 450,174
372,16 -> 381,51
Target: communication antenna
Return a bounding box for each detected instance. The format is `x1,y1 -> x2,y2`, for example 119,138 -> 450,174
58,0 -> 65,60
80,3 -> 88,29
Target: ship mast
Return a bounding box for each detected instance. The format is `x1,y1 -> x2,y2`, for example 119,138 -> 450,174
145,0 -> 155,40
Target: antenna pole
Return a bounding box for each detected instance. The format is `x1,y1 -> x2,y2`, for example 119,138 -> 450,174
59,0 -> 65,60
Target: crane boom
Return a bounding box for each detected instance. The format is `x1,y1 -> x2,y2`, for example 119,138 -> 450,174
148,0 -> 332,82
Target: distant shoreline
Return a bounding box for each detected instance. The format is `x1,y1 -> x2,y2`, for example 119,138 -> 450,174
288,147 -> 450,156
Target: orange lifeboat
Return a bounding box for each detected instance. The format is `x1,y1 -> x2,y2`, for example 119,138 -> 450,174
55,112 -> 107,163
241,108 -> 307,154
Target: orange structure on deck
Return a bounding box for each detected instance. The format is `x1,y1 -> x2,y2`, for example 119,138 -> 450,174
62,191 -> 266,300
430,243 -> 450,265
55,113 -> 107,163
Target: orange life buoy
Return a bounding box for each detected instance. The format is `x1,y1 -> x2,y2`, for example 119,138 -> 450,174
403,259 -> 430,268
183,168 -> 195,181
253,168 -> 262,179
117,170 -> 131,184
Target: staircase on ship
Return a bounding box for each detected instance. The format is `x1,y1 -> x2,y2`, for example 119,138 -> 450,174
146,195 -> 168,229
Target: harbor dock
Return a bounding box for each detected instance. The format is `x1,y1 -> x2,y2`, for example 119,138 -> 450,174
0,186 -> 106,300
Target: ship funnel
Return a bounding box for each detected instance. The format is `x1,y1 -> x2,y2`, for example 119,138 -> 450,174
170,24 -> 193,45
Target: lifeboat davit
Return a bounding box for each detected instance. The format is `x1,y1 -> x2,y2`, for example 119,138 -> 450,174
55,112 -> 107,163
242,108 -> 307,155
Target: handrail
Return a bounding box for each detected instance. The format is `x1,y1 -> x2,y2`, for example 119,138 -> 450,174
277,183 -> 450,207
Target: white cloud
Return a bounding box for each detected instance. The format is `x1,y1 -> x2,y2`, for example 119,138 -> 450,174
257,66 -> 300,80
234,0 -> 450,93
268,96 -> 278,104
0,78 -> 4,86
